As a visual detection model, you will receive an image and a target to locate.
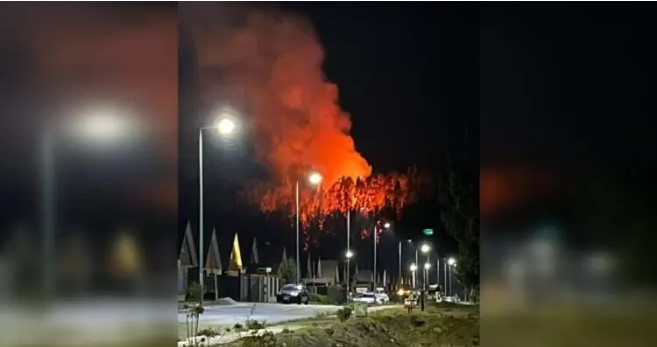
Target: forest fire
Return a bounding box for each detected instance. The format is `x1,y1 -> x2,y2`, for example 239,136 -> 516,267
193,8 -> 433,240
245,166 -> 431,229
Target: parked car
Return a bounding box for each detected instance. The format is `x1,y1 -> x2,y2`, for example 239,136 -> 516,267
374,288 -> 390,304
276,284 -> 309,304
351,292 -> 378,305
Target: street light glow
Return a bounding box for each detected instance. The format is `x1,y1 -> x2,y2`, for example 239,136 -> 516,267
216,117 -> 236,135
71,109 -> 134,143
420,243 -> 431,253
384,222 -> 391,229
308,171 -> 323,185
410,263 -> 417,271
448,257 -> 456,266
424,262 -> 431,270
345,249 -> 354,259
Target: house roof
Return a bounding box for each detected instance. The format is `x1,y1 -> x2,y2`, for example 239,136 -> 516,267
354,270 -> 373,283
248,238 -> 260,264
204,228 -> 222,271
318,259 -> 340,283
228,233 -> 243,272
178,221 -> 197,267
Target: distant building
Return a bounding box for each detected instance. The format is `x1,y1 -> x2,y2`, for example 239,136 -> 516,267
177,221 -> 198,299
304,257 -> 340,287
227,233 -> 243,275
353,269 -> 374,292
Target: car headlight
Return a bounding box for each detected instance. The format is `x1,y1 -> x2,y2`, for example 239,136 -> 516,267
290,291 -> 299,296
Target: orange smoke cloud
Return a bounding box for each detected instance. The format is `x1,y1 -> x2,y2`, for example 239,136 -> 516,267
190,7 -> 432,244
196,9 -> 371,187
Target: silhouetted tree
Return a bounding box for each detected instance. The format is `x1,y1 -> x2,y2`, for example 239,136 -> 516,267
439,167 -> 479,290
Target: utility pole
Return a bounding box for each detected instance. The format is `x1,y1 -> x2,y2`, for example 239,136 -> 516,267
373,224 -> 377,290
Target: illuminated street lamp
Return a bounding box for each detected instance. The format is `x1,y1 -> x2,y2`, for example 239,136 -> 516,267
308,171 -> 323,185
446,257 -> 457,296
216,117 -> 236,135
398,238 -> 412,288
424,262 -> 432,270
199,112 -> 239,306
43,108 -> 134,300
420,243 -> 431,254
295,171 -> 322,284
409,263 -> 417,288
345,249 -> 354,292
374,221 -> 392,290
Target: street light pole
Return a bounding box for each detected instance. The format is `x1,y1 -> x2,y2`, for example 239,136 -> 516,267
448,265 -> 451,296
295,180 -> 300,284
436,258 -> 440,294
398,241 -> 402,287
198,117 -> 237,306
444,260 -> 448,297
427,254 -> 431,283
373,224 -> 377,290
347,210 -> 350,292
410,264 -> 417,289
198,129 -> 204,306
415,249 -> 419,278
446,257 -> 456,297
294,172 -> 322,285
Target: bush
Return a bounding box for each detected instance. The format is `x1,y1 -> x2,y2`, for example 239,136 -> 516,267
410,315 -> 426,327
336,306 -> 352,322
188,282 -> 202,301
234,323 -> 244,331
197,327 -> 219,337
245,319 -> 266,330
241,330 -> 277,347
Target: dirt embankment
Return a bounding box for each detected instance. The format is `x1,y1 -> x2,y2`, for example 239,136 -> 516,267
232,304 -> 479,347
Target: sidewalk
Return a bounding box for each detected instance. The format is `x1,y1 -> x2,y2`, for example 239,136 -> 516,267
178,324 -> 305,347
177,305 -> 400,346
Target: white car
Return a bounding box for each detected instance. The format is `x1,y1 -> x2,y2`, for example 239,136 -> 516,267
374,289 -> 389,304
352,292 -> 378,305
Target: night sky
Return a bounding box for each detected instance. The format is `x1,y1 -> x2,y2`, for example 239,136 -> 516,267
178,3 -> 478,280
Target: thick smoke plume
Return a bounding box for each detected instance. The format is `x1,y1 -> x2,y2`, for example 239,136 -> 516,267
196,9 -> 371,187
191,7 -> 431,234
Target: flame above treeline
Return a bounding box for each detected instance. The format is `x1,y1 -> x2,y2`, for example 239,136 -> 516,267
244,166 -> 432,229
192,8 -> 433,238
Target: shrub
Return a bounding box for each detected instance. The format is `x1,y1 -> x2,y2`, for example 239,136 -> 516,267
324,327 -> 334,336
197,328 -> 219,337
242,330 -> 277,347
188,282 -> 202,301
336,306 -> 352,322
246,319 -> 266,330
234,323 -> 244,331
410,315 -> 426,327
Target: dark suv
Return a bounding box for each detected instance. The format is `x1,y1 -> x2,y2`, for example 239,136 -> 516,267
276,284 -> 309,304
